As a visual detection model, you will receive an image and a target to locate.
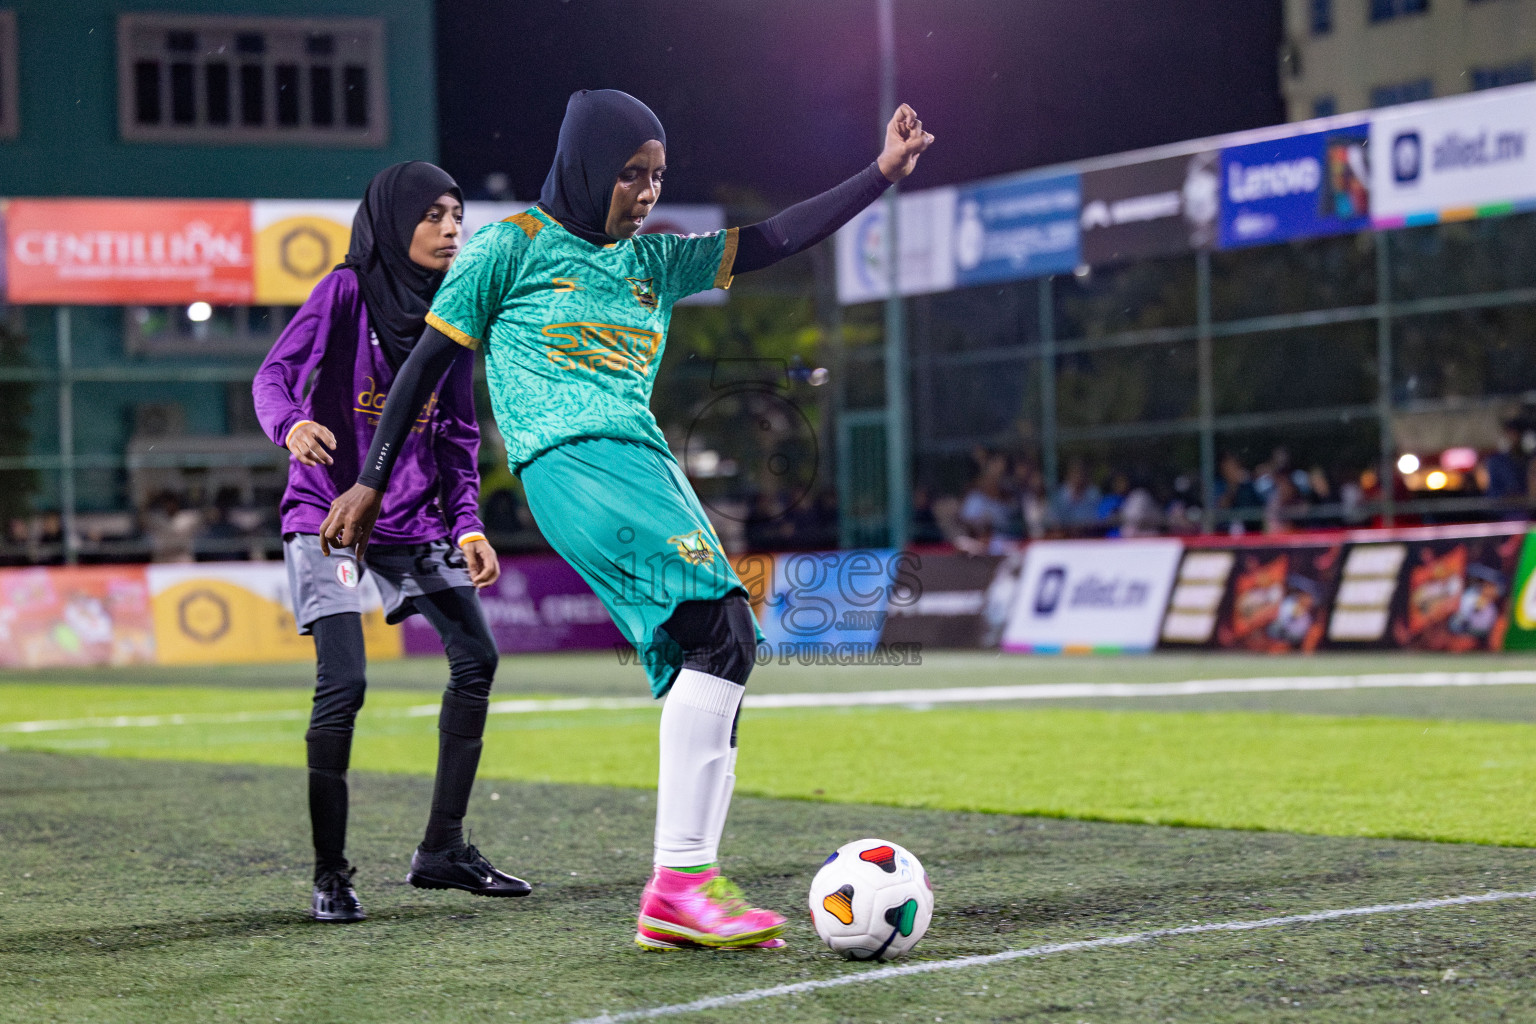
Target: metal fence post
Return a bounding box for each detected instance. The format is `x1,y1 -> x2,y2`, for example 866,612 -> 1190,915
55,305 -> 78,565
877,0 -> 909,549
1038,275 -> 1058,490
1376,235 -> 1395,527
1196,251 -> 1216,533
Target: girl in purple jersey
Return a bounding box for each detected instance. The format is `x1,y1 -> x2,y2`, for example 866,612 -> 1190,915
254,162 -> 529,924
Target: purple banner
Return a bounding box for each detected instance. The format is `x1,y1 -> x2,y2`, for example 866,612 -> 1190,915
404,553 -> 625,656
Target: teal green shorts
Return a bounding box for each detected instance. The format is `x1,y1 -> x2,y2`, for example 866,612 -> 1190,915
520,437 -> 755,696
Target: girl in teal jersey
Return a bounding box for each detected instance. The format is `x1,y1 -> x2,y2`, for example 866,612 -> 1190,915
323,89 -> 932,949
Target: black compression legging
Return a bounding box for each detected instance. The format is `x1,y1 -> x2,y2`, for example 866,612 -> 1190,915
305,587 -> 498,871
307,586 -> 497,734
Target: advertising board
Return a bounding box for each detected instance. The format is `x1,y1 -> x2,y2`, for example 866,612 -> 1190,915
877,553 -> 1014,650
148,563 -> 399,664
835,188 -> 957,304
757,549 -> 908,655
1161,543 -> 1344,652
953,172 -> 1080,286
1002,539 -> 1183,652
1218,126 -> 1370,249
251,200 -> 357,306
4,199 -> 254,304
1371,81 -> 1536,226
402,553 -> 623,656
1502,531 -> 1536,650
1079,152 -> 1220,265
1326,527 -> 1525,650
0,566 -> 155,668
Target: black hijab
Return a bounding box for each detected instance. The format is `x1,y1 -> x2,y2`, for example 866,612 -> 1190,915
538,90 -> 666,245
340,161 -> 462,369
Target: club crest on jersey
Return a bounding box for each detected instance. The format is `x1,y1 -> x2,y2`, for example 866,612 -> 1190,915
335,559 -> 360,589
666,529 -> 716,566
626,277 -> 659,309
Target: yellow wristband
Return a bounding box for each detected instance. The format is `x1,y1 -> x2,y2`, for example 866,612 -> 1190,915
457,532 -> 487,549
283,419 -> 316,449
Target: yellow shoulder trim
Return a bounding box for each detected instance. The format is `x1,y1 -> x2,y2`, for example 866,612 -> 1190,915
504,211 -> 545,240
713,226 -> 739,290
426,311 -> 480,350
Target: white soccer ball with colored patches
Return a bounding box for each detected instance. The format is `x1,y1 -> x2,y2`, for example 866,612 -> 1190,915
808,838 -> 933,960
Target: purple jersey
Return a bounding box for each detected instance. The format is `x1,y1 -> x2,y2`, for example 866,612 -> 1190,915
253,269 -> 485,546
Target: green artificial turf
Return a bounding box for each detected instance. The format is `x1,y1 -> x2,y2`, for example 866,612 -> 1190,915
4,751 -> 1536,1024
7,682 -> 1536,847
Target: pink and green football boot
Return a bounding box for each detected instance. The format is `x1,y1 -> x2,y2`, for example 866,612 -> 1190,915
635,866 -> 787,950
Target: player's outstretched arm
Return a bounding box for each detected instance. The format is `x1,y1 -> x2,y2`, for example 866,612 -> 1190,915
875,103 -> 936,183
731,103 -> 934,276
319,325 -> 461,556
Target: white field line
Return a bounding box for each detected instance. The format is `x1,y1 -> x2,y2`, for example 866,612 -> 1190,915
737,670 -> 1536,709
0,708 -> 312,734
568,889 -> 1536,1024
7,670 -> 1536,734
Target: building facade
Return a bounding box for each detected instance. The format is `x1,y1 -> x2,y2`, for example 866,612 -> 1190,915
1282,0 -> 1536,120
0,0 -> 437,562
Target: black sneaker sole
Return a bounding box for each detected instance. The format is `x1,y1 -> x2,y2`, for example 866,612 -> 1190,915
406,870 -> 530,897
310,909 -> 367,923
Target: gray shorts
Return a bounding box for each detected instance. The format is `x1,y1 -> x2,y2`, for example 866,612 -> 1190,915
283,533 -> 474,634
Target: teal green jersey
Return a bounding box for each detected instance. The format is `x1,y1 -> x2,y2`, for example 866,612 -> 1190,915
426,207 -> 738,471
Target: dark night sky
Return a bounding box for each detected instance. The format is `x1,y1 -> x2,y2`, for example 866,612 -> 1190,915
436,0 -> 1285,205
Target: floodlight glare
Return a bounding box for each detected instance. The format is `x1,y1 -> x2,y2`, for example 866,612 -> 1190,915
187,302 -> 213,323
1396,453 -> 1420,474
1425,470 -> 1449,490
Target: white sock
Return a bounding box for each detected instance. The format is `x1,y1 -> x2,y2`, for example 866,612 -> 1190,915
654,669 -> 743,868
707,746 -> 739,857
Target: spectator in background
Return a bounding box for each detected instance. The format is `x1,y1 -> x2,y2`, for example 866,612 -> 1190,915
1339,468 -> 1368,525
1264,472 -> 1308,534
1096,471 -> 1130,526
145,491 -> 200,562
1485,419 -> 1529,520
959,451 -> 1016,552
1164,474 -> 1202,536
1013,461 -> 1049,540
1117,473 -> 1162,537
1050,459 -> 1101,536
1216,453 -> 1261,533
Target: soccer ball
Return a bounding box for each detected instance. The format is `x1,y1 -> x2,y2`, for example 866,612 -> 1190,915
808,838 -> 933,960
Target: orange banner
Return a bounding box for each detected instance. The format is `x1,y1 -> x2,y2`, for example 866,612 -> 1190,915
4,199 -> 254,304
0,566 -> 156,668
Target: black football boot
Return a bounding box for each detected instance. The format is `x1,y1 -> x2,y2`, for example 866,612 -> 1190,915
311,865 -> 366,923
407,843 -> 531,897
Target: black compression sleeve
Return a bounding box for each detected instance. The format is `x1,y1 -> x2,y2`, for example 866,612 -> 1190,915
356,326 -> 461,491
732,162 -> 891,275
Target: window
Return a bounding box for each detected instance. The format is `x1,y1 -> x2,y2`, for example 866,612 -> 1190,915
0,10 -> 17,140
1313,95 -> 1338,118
116,14 -> 386,146
1311,0 -> 1334,34
1470,59 -> 1535,91
1369,0 -> 1429,21
1370,78 -> 1434,107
